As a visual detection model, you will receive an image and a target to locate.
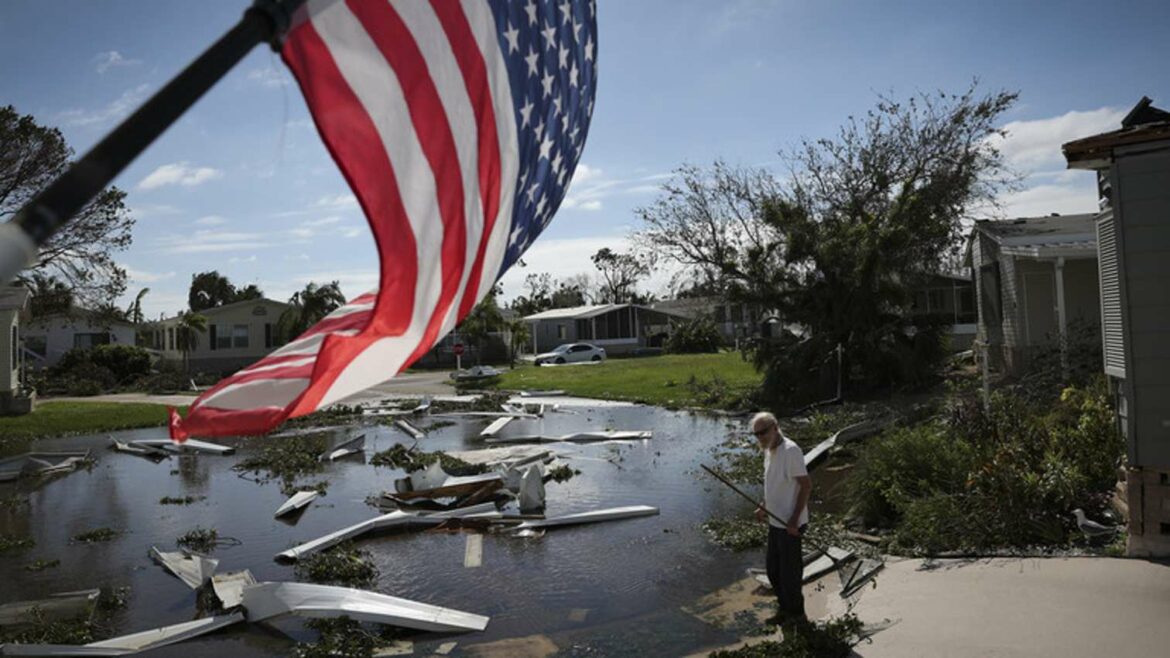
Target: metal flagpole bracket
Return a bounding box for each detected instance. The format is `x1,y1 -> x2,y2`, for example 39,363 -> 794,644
251,0 -> 303,51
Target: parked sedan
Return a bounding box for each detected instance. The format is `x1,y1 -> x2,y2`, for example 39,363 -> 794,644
534,343 -> 606,365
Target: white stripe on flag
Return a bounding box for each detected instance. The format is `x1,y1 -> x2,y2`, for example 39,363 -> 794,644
311,0 -> 447,408
461,0 -> 521,296
394,1 -> 486,343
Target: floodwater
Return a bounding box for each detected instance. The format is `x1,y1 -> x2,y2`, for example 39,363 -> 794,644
0,402 -> 838,656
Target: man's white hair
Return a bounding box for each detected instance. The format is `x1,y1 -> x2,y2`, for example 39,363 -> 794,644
750,411 -> 777,430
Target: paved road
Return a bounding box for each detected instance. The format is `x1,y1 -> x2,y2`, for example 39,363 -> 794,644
42,369 -> 461,407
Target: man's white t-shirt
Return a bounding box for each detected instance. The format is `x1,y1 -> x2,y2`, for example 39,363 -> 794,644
763,437 -> 809,529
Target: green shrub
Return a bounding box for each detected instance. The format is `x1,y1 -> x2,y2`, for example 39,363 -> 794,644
88,345 -> 152,382
666,317 -> 723,354
849,377 -> 1124,553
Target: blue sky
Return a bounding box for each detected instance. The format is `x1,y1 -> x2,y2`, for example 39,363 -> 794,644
2,0 -> 1168,319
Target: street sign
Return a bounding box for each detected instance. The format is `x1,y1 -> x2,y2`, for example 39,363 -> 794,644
453,343 -> 465,356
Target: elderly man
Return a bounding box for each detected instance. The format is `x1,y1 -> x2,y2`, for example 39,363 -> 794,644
751,411 -> 811,626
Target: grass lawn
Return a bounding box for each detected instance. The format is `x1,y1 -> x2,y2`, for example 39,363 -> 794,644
489,351 -> 761,408
0,401 -> 179,456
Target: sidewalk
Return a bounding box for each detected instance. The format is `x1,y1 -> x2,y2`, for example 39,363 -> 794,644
852,556 -> 1170,657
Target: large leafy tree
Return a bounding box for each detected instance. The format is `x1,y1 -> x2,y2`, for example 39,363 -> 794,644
26,273 -> 74,318
276,281 -> 346,342
187,271 -> 264,312
591,248 -> 651,303
1,106 -> 135,307
458,291 -> 504,365
638,85 -> 1018,405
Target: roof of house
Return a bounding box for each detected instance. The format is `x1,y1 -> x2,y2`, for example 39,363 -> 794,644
1064,97 -> 1170,169
159,297 -> 290,322
973,213 -> 1098,258
0,288 -> 31,312
523,303 -> 692,322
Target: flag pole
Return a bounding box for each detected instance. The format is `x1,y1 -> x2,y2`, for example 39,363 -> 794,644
0,0 -> 307,287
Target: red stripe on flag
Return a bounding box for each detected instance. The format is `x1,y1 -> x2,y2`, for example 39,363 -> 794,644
345,0 -> 468,371
173,405 -> 289,439
297,309 -> 374,340
280,16 -> 422,417
430,0 -> 503,319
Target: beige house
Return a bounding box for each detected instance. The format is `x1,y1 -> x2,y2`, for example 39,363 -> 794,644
147,298 -> 290,373
0,288 -> 32,415
969,213 -> 1101,374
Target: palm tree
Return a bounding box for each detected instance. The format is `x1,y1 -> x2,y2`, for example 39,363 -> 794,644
126,287 -> 150,323
505,318 -> 531,368
458,295 -> 504,365
176,311 -> 207,373
277,281 -> 346,343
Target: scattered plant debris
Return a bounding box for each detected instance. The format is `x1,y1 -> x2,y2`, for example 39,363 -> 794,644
23,558 -> 60,571
73,527 -> 121,543
709,613 -> 866,657
278,405 -> 364,431
0,608 -> 96,645
234,434 -> 328,493
429,391 -> 512,414
283,479 -> 330,497
425,419 -> 457,430
97,586 -> 130,611
547,464 -> 579,482
159,495 -> 206,505
0,494 -> 28,509
700,517 -> 767,551
176,527 -> 219,553
292,616 -> 406,658
370,444 -> 487,476
0,534 -> 34,553
294,544 -> 379,587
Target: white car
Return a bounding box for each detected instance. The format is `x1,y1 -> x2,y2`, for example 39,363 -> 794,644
534,343 -> 606,366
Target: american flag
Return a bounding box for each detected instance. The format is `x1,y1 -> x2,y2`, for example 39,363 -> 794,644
169,0 -> 597,439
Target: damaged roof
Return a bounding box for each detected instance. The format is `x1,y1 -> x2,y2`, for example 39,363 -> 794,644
973,213 -> 1098,258
1064,96 -> 1170,169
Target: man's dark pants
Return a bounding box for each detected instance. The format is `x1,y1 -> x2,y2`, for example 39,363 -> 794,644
766,524 -> 806,622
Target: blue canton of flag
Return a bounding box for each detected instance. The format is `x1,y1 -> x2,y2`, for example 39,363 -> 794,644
490,0 -> 598,276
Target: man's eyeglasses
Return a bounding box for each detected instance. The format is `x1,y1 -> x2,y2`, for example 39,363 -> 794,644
752,425 -> 775,438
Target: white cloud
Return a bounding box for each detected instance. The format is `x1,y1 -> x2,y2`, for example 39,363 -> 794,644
342,227 -> 365,238
138,162 -> 223,190
303,215 -> 343,227
984,105 -> 1124,218
93,50 -> 140,74
561,164 -> 670,211
316,193 -> 359,210
156,229 -> 270,254
992,106 -> 1127,171
247,66 -> 289,88
230,255 -> 258,264
194,215 -> 228,226
290,227 -> 314,239
129,202 -> 179,219
124,266 -> 175,283
56,83 -> 150,127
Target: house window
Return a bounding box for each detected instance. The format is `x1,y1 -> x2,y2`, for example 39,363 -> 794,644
73,333 -> 111,349
265,323 -> 273,349
232,324 -> 249,349
168,327 -> 175,351
928,289 -> 946,313
557,324 -> 566,340
214,324 -> 232,350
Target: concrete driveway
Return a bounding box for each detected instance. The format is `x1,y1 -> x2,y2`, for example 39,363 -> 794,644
852,556 -> 1170,657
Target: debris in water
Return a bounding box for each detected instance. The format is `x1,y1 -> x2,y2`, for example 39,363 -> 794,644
241,581 -> 490,633
22,559 -> 60,572
275,490 -> 321,518
149,546 -> 219,589
158,495 -> 205,505
294,544 -> 379,587
72,528 -> 120,544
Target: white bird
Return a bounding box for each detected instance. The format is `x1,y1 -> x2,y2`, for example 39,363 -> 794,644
1072,508 -> 1117,539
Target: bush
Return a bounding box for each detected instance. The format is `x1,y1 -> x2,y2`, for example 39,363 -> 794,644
665,317 -> 723,354
848,376 -> 1123,553
87,345 -> 152,383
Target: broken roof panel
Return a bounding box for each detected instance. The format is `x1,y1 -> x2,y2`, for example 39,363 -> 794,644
513,505 -> 659,531
0,612 -> 247,656
274,490 -> 320,518
484,431 -> 651,445
211,570 -> 257,609
149,547 -> 219,590
240,582 -> 489,633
